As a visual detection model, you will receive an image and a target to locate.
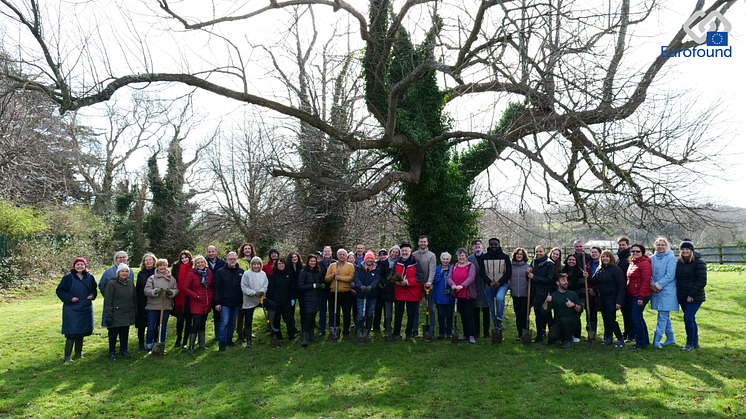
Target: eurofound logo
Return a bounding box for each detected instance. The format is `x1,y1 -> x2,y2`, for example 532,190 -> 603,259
661,10 -> 732,58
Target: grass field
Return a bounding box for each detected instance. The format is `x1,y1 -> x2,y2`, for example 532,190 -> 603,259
0,272 -> 744,418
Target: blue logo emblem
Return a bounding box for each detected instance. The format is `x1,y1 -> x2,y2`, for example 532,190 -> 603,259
706,32 -> 728,46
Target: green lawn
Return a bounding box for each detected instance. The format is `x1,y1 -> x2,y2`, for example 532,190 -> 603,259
0,272 -> 744,418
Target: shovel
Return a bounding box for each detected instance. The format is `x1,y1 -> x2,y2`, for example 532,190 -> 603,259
151,292 -> 166,357
329,279 -> 340,342
259,296 -> 281,348
451,295 -> 460,344
583,254 -> 595,348
491,293 -> 502,344
521,277 -> 533,345
422,287 -> 432,342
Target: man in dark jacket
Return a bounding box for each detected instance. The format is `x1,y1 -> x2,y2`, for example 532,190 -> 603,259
566,240 -> 591,266
207,245 -> 227,341
318,246 -> 336,337
615,236 -> 634,342
542,274 -> 583,349
481,238 -> 513,334
213,252 -> 245,351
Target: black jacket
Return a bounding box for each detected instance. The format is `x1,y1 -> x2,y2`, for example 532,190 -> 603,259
530,255 -> 555,304
297,266 -> 324,313
353,263 -> 381,298
207,257 -> 226,274
561,264 -> 585,295
617,248 -> 631,276
676,255 -> 707,302
135,267 -> 155,328
267,268 -> 295,305
378,260 -> 396,301
589,264 -> 626,306
213,265 -> 245,307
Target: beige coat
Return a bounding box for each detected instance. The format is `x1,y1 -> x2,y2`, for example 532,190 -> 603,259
143,271 -> 180,311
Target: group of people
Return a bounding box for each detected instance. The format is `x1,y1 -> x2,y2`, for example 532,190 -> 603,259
55,235 -> 707,363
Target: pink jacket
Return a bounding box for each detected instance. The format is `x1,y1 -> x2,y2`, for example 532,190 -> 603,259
447,262 -> 476,299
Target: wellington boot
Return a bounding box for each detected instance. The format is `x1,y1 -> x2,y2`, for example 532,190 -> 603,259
309,332 -> 319,342
198,332 -> 209,350
74,337 -> 84,359
63,338 -> 74,363
384,317 -> 393,341
301,332 -> 308,347
174,334 -> 182,349
187,333 -> 197,354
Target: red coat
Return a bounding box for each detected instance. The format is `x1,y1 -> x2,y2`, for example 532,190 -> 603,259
183,268 -> 214,315
393,257 -> 423,301
626,256 -> 652,300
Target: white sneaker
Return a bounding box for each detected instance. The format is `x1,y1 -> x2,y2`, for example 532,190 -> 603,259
573,337 -> 580,343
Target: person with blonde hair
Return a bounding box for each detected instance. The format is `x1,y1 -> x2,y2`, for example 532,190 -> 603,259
650,237 -> 678,348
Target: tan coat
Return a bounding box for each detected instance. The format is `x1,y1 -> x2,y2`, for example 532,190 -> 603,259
143,271 -> 179,311
324,261 -> 355,292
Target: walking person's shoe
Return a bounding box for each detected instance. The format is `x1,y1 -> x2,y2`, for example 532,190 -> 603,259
109,352 -> 117,361
120,351 -> 130,359
681,344 -> 694,352
614,339 -> 625,348
219,342 -> 226,352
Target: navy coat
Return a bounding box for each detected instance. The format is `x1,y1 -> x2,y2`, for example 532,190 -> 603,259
56,272 -> 97,338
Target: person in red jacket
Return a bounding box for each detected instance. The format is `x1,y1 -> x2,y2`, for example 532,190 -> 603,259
447,248 -> 478,344
626,243 -> 652,349
392,243 -> 424,341
183,255 -> 214,353
263,249 -> 280,276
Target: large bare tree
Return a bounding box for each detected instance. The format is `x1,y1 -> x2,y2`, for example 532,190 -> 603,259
0,0 -> 737,235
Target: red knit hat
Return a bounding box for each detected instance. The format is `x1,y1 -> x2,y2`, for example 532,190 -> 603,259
364,250 -> 376,261
73,257 -> 88,268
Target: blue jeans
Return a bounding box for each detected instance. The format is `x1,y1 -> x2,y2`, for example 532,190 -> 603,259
654,310 -> 675,344
630,296 -> 650,347
486,284 -> 509,327
146,309 -> 171,348
218,306 -> 241,343
681,300 -> 702,345
356,297 -> 377,320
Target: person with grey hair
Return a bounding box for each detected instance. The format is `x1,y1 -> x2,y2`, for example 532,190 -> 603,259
213,252 -> 244,351
432,251 -> 454,339
104,263 -> 137,360
99,251 -> 133,328
325,248 -> 355,340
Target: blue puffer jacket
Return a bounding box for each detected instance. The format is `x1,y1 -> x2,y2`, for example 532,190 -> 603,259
432,264 -> 454,305
650,249 -> 679,311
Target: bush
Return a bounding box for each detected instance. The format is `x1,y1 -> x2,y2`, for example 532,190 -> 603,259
706,264 -> 746,272
0,201 -> 47,236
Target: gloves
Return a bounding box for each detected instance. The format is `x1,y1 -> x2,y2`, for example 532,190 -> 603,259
155,289 -> 162,296
166,290 -> 173,297
291,299 -> 296,306
256,291 -> 264,297
363,286 -> 371,293
318,283 -> 326,289
105,317 -> 113,327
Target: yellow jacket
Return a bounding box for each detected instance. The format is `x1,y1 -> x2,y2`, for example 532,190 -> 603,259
324,261 -> 355,292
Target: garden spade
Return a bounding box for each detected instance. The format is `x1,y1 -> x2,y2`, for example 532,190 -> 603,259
357,297 -> 368,344
151,292 -> 166,357
422,286 -> 432,342
521,276 -> 533,345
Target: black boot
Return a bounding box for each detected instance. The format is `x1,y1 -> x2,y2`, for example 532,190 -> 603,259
74,337 -> 84,359
245,337 -> 252,348
366,316 -> 374,342
301,332 -> 308,347
174,334 -> 182,349
219,341 -> 226,352
198,332 -> 209,349
63,338 -> 74,364
187,333 -> 197,354
384,317 -> 393,342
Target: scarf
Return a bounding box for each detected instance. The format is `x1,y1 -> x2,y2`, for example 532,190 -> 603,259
196,268 -> 209,288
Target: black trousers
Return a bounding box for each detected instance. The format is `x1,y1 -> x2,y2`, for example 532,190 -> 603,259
458,299 -> 476,338
107,326 -> 129,353
330,291 -> 353,336
373,297 -> 384,330
243,307 -> 256,338
620,298 -> 635,339
273,303 -> 297,340
548,316 -> 581,343
473,306 -> 490,337
532,299 -> 550,336
393,300 -> 419,337
600,298 -> 623,340
512,296 -> 529,335
303,310 -> 317,334
192,313 -> 209,332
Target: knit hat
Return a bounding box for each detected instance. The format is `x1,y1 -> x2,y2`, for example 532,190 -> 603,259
364,250 -> 376,261
268,248 -> 279,257
73,257 -> 88,268
378,249 -> 388,256
679,239 -> 694,251
116,263 -> 130,274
